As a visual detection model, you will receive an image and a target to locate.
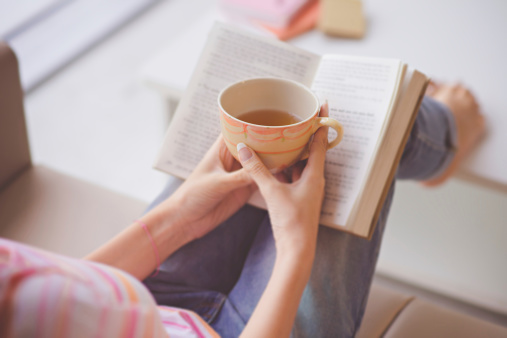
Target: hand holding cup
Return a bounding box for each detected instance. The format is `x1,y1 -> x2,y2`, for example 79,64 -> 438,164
218,77 -> 343,173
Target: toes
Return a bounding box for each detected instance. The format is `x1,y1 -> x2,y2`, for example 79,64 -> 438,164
421,81 -> 486,188
426,80 -> 439,96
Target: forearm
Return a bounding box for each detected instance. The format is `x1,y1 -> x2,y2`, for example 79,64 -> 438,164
241,247 -> 315,338
84,198 -> 193,280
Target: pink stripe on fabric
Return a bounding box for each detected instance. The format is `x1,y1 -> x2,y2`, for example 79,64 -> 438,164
0,268 -> 42,338
191,313 -> 221,338
18,242 -> 59,267
14,243 -> 84,282
161,320 -> 191,330
180,312 -> 206,338
11,246 -> 26,267
125,308 -> 139,338
37,278 -> 51,333
55,281 -> 74,338
136,220 -> 160,277
37,277 -> 53,336
158,306 -> 179,313
0,247 -> 11,268
70,263 -> 111,338
89,265 -> 123,302
94,304 -> 109,338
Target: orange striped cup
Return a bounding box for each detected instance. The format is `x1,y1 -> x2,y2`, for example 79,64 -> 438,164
218,77 -> 343,173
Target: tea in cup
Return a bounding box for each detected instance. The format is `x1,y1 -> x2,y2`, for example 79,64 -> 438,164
218,77 -> 343,172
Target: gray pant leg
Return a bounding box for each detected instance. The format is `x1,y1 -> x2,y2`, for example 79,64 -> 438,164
212,96 -> 458,337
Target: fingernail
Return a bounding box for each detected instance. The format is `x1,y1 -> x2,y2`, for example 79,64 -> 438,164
237,143 -> 252,162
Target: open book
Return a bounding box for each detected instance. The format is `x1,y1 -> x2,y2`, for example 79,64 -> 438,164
154,22 -> 429,239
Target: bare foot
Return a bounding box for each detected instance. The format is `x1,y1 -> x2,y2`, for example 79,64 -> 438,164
422,83 -> 486,187
425,80 -> 440,96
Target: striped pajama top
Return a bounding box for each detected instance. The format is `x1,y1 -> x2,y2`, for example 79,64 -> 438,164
0,238 -> 219,338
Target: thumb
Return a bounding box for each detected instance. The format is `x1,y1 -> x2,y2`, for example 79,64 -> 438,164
237,143 -> 275,190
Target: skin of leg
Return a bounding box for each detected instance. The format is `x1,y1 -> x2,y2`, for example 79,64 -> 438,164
210,96 -> 458,337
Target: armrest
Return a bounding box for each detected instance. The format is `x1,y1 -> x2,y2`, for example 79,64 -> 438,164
384,298 -> 507,337
0,42 -> 31,190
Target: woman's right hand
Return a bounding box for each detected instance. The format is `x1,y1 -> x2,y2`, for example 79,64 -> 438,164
237,104 -> 330,257
237,104 -> 330,338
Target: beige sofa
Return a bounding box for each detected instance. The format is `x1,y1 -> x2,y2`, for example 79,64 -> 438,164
1,42 -> 506,337
0,44 -> 147,258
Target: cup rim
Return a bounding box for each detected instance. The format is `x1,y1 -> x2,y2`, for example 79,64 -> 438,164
217,77 -> 320,129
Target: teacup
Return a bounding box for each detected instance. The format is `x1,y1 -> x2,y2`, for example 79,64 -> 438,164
218,77 -> 343,173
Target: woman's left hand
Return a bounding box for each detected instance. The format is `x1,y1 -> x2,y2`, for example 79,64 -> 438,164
86,135 -> 254,279
159,135 -> 255,240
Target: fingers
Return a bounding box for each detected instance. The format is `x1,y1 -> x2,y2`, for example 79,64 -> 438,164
236,143 -> 276,192
225,168 -> 253,187
319,102 -> 329,118
274,172 -> 290,183
203,135 -> 242,172
303,103 -> 329,179
230,160 -> 243,172
291,160 -> 306,182
198,135 -> 226,171
219,137 -> 238,170
211,134 -> 226,154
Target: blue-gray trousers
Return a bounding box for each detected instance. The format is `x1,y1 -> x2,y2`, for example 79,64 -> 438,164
144,96 -> 457,337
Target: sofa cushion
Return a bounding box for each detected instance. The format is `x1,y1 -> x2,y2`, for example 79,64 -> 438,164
0,165 -> 147,258
0,43 -> 31,190
384,298 -> 507,338
356,283 -> 414,337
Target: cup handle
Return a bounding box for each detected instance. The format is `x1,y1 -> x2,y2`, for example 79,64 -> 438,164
300,117 -> 344,160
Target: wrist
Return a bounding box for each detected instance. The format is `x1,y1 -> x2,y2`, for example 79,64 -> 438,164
143,198 -> 194,249
276,243 -> 315,273
274,223 -> 318,262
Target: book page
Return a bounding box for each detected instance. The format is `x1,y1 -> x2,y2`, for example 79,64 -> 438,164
311,55 -> 402,228
154,22 -> 321,178
349,69 -> 429,237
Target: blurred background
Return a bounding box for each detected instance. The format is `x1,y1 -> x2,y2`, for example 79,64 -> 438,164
1,0 -> 506,327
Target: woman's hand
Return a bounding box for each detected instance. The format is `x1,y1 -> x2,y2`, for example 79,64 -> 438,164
86,135 -> 255,280
160,135 -> 256,240
239,104 -> 330,338
237,104 -> 329,257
